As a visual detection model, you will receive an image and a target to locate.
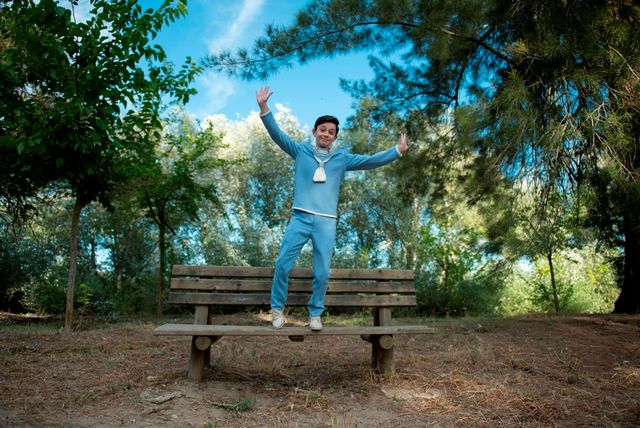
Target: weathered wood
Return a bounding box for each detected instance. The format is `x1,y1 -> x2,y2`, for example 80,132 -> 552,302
188,306 -> 209,381
164,264 -> 426,382
194,336 -> 212,351
379,334 -> 394,350
205,311 -> 212,368
173,265 -> 276,278
154,323 -> 434,336
360,334 -> 394,350
372,307 -> 395,375
193,336 -> 221,350
170,278 -> 416,293
376,307 -> 392,325
193,306 -> 209,324
169,292 -> 417,307
172,265 -> 414,281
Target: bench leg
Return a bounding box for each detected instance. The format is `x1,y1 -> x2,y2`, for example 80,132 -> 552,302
376,345 -> 395,375
188,305 -> 210,381
372,307 -> 395,375
188,337 -> 206,381
204,310 -> 213,368
371,337 -> 395,375
204,346 -> 211,369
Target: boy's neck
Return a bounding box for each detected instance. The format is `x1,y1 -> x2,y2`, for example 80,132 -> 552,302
314,144 -> 331,155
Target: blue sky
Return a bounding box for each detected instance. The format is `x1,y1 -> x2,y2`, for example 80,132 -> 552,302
139,0 -> 376,129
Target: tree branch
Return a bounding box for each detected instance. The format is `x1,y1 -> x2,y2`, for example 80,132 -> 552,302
208,19 -> 514,71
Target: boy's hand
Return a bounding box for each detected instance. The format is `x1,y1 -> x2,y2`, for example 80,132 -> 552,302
397,133 -> 409,155
256,86 -> 273,115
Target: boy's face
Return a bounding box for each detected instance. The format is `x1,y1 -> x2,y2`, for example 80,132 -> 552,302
312,122 -> 338,149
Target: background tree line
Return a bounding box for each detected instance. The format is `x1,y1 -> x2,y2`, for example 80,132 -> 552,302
0,106 -> 618,319
1,0 -> 633,326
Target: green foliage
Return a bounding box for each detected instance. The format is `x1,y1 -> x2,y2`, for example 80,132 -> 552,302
1,0 -> 201,327
111,274 -> 158,315
2,105 -> 623,318
134,110 -> 228,314
205,0 -> 640,313
29,280 -> 67,315
1,0 -> 199,211
2,194 -> 151,315
414,207 -> 507,316
499,245 -> 619,315
196,109 -> 299,267
22,263 -> 157,316
23,266 -> 99,315
0,232 -> 53,312
138,110 -> 226,229
5,0 -> 635,317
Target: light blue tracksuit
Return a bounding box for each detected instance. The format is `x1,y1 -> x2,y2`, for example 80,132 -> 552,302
261,112 -> 401,316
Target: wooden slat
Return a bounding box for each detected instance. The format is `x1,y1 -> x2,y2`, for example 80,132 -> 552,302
154,323 -> 434,336
328,268 -> 414,281
172,265 -> 414,281
169,292 -> 417,307
170,278 -> 416,293
173,265 -> 277,278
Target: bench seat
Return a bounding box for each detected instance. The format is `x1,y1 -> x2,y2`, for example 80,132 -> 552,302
155,323 -> 434,336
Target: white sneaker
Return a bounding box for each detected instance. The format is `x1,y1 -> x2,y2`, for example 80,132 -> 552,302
309,316 -> 322,331
271,309 -> 285,329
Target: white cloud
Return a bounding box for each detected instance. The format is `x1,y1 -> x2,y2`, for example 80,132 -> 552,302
206,0 -> 265,53
274,102 -> 291,114
195,71 -> 236,114
193,0 -> 265,116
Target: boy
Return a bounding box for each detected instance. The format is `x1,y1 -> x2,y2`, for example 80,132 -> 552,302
256,86 -> 409,330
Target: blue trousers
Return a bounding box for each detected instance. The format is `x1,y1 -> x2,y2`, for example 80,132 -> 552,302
272,210 -> 337,317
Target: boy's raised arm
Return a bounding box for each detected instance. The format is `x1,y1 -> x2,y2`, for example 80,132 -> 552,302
345,132 -> 409,171
256,86 -> 273,116
256,86 -> 300,158
398,132 -> 409,155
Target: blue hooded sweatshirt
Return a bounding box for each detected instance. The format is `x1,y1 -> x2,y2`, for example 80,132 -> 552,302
261,111 -> 400,218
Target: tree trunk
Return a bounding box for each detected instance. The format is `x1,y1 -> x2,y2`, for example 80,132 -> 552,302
613,215 -> 640,313
64,197 -> 86,333
156,219 -> 166,316
547,248 -> 560,313
89,230 -> 97,274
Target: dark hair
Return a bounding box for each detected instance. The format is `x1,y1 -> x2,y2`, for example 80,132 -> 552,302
314,115 -> 339,135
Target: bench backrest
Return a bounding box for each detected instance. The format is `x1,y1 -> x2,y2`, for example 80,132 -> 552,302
169,265 -> 416,307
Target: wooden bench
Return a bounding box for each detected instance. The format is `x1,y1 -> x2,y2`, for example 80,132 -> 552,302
153,265 -> 433,381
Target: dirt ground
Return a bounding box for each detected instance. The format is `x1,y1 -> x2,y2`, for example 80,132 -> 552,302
1,311 -> 639,428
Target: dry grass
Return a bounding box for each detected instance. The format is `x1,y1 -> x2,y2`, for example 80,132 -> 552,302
1,312 -> 639,427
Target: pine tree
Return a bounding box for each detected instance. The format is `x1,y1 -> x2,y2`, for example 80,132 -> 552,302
205,0 -> 640,313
